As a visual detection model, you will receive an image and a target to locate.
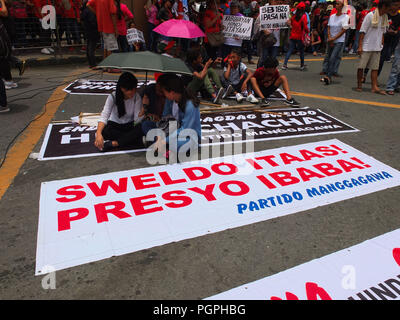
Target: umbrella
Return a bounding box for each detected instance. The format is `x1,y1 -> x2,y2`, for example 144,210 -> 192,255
97,51 -> 192,82
153,19 -> 205,39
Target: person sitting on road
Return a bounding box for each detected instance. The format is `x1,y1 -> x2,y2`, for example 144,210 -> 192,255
250,57 -> 300,107
150,74 -> 201,160
95,72 -> 144,152
221,49 -> 259,104
184,47 -> 224,104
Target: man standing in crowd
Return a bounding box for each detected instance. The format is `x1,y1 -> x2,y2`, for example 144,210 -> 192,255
385,0 -> 400,95
356,0 -> 393,94
87,0 -> 118,58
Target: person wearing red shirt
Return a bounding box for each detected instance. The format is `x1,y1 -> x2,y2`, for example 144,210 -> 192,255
63,0 -> 82,47
250,57 -> 300,106
350,3 -> 368,55
26,0 -> 53,53
115,0 -> 134,52
87,0 -> 118,57
282,2 -> 309,70
202,0 -> 224,61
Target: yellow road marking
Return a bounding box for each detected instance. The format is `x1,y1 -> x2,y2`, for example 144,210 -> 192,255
291,91 -> 400,109
0,68 -> 87,200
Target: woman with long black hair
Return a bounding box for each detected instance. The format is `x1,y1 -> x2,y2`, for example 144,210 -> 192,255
151,74 -> 201,158
95,72 -> 144,152
282,2 -> 309,71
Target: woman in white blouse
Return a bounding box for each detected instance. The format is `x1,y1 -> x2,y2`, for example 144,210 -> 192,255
94,72 -> 144,152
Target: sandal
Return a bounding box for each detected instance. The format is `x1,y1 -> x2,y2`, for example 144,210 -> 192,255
386,91 -> 395,95
323,76 -> 331,85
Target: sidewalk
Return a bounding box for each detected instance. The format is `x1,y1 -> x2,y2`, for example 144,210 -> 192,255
14,47 -> 100,67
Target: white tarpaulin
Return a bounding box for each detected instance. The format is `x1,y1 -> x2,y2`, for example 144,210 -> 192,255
36,139 -> 400,275
207,228 -> 400,300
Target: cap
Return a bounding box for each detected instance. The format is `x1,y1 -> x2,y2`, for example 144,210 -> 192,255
297,2 -> 306,9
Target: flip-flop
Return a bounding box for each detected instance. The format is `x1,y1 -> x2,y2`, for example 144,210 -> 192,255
386,91 -> 395,95
356,87 -> 363,92
372,89 -> 386,95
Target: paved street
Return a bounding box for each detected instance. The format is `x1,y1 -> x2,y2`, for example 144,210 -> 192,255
0,54 -> 399,299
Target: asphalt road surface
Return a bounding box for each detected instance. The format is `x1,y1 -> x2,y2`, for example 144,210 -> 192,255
0,55 -> 399,299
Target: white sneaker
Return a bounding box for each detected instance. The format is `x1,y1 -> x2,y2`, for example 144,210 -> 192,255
246,93 -> 259,104
4,81 -> 17,89
213,87 -> 224,104
41,48 -> 52,55
48,47 -> 55,53
236,93 -> 244,103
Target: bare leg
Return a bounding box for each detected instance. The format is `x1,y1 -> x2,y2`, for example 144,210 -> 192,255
371,70 -> 386,94
357,68 -> 363,91
250,77 -> 265,99
275,75 -> 292,100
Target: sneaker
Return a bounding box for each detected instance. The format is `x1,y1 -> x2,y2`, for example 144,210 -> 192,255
41,48 -> 52,55
284,98 -> 300,107
300,65 -> 306,71
260,98 -> 271,106
4,81 -> 17,89
222,85 -> 234,99
18,60 -> 26,76
236,92 -> 244,103
246,93 -> 259,104
213,87 -> 224,104
281,65 -> 288,70
48,47 -> 55,53
0,105 -> 10,113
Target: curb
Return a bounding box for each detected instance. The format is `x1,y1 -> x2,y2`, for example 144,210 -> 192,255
22,55 -> 102,67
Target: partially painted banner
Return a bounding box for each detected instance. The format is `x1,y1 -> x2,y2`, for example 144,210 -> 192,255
36,139 -> 400,275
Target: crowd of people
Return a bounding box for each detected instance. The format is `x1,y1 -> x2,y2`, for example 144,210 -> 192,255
1,0 -> 399,160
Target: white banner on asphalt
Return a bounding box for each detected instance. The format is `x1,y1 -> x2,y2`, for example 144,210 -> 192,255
36,139 -> 400,275
207,228 -> 400,300
260,5 -> 290,29
222,15 -> 253,40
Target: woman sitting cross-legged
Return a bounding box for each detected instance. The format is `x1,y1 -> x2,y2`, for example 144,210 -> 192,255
145,74 -> 201,160
94,72 -> 144,152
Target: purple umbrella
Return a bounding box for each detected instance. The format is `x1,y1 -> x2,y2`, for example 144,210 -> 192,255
153,19 -> 206,39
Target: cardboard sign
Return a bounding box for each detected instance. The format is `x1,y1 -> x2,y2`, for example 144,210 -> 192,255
36,139 -> 400,274
63,80 -> 155,95
200,108 -> 359,146
222,15 -> 254,40
260,5 -> 290,29
38,108 -> 358,161
126,28 -> 145,44
207,228 -> 400,300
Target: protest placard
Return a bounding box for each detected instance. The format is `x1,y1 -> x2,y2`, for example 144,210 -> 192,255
127,28 -> 145,45
36,139 -> 400,274
259,5 -> 290,29
63,79 -> 155,95
207,228 -> 400,300
222,15 -> 253,40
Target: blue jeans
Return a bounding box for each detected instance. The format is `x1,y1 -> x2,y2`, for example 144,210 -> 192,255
322,42 -> 344,75
353,30 -> 360,53
284,39 -> 304,67
258,46 -> 279,68
386,42 -> 400,91
325,42 -> 344,78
